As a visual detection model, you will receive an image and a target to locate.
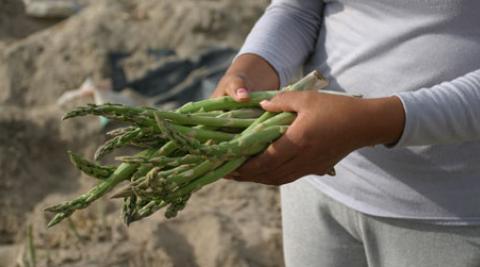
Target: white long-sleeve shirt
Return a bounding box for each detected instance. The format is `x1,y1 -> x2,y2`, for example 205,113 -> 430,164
239,0 -> 480,223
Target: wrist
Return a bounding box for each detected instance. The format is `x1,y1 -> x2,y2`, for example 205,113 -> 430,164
359,96 -> 406,147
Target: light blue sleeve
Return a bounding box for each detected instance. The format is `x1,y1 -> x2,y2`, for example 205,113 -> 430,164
237,0 -> 324,87
394,69 -> 480,147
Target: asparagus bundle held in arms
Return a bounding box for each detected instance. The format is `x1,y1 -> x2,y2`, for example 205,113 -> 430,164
46,71 -> 348,227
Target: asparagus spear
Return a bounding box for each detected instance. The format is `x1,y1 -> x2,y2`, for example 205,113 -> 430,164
155,111 -> 255,128
127,158 -> 245,221
68,151 -> 116,180
177,91 -> 278,113
94,127 -> 144,161
185,108 -> 264,119
45,148 -> 157,227
166,157 -> 247,199
156,111 -> 292,158
116,154 -> 205,168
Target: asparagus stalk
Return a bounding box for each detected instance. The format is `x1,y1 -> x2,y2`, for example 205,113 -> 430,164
130,160 -> 224,197
166,157 -> 247,199
94,127 -> 144,161
64,104 -> 237,143
45,148 -> 157,227
116,154 -> 204,167
62,92 -> 276,122
189,108 -> 264,119
130,159 -> 244,221
106,126 -> 138,137
128,199 -> 168,223
157,111 -> 292,158
177,91 -> 278,113
68,151 -> 116,180
123,157 -> 244,223
155,111 -> 255,128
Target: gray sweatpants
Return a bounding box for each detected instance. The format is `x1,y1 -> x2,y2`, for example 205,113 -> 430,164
281,179 -> 480,267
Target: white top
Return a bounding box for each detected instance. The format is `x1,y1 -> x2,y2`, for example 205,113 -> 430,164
238,0 -> 480,224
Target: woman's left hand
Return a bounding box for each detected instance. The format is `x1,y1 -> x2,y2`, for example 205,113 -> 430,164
230,90 -> 405,185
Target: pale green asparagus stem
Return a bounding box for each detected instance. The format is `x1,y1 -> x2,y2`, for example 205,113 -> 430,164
177,91 -> 278,113
191,108 -> 264,119
171,124 -> 236,142
198,125 -> 289,158
159,112 -> 293,158
116,154 -> 204,167
155,111 -> 255,128
133,160 -> 223,196
166,157 -> 247,199
130,141 -> 178,181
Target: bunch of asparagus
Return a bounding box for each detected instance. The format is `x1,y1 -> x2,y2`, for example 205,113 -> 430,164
45,71 -> 329,227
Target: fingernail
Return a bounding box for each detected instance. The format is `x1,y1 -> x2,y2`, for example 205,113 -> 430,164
260,100 -> 270,106
235,88 -> 249,99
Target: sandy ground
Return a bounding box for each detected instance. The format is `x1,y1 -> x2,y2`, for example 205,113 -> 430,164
0,1 -> 286,266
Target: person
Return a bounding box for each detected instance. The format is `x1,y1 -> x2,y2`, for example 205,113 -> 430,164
211,1 -> 480,266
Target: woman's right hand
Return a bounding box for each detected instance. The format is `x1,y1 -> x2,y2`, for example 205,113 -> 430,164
211,54 -> 280,102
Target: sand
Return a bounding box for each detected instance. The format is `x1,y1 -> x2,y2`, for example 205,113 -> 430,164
0,1 -> 285,266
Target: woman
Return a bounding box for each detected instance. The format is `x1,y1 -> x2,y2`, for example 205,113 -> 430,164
212,1 -> 480,266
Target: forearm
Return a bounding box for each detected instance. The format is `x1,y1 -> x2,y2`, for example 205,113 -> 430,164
357,96 -> 406,147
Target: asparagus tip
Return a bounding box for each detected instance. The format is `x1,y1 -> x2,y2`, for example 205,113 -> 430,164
47,211 -> 71,228
44,204 -> 62,213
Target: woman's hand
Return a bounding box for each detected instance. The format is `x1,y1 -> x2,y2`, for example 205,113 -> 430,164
231,91 -> 405,185
211,54 -> 280,100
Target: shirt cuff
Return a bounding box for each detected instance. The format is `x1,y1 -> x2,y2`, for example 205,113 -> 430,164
388,92 -> 417,148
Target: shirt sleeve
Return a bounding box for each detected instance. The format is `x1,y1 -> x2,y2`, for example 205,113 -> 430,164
393,69 -> 480,147
237,0 -> 324,87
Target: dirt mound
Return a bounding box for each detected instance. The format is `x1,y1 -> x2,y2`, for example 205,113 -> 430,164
0,1 -> 285,267
0,0 -> 59,43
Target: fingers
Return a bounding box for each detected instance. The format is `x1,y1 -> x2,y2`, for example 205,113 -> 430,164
232,156 -> 300,186
235,115 -> 306,178
260,91 -> 305,113
211,75 -> 251,102
233,157 -> 334,186
262,157 -> 327,184
237,135 -> 297,176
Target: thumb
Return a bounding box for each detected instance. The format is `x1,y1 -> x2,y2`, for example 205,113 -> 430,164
211,74 -> 250,102
260,91 -> 299,112
225,75 -> 250,102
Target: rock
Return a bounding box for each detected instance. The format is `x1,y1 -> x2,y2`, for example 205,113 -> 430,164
23,0 -> 83,19
0,245 -> 19,267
